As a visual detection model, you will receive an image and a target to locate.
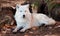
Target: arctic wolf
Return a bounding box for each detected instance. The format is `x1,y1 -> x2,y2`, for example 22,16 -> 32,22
13,4 -> 56,32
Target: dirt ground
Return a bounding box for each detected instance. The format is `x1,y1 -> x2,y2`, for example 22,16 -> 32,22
0,21 -> 60,36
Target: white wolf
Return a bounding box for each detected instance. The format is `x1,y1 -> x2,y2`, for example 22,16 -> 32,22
13,4 -> 56,32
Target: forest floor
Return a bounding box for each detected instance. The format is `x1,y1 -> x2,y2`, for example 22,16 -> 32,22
0,17 -> 60,36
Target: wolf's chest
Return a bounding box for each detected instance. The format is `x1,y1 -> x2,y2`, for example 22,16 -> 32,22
14,15 -> 27,23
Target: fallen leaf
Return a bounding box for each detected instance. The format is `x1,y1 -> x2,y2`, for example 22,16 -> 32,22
5,24 -> 10,28
32,27 -> 38,30
49,27 -> 52,29
55,25 -> 60,28
29,31 -> 33,34
44,35 -> 58,36
24,34 -> 29,36
2,31 -> 7,34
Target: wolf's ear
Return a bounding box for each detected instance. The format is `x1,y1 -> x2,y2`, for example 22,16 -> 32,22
26,4 -> 29,7
25,4 -> 29,8
16,4 -> 19,9
16,4 -> 21,9
27,4 -> 29,8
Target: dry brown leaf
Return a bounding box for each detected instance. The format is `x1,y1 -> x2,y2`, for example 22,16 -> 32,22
44,35 -> 58,36
24,34 -> 29,36
2,31 -> 7,34
5,24 -> 11,28
32,27 -> 38,30
29,31 -> 33,34
49,27 -> 52,29
0,34 -> 2,36
54,25 -> 60,28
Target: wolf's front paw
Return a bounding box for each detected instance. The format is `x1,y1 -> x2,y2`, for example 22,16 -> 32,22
13,30 -> 17,33
20,29 -> 26,32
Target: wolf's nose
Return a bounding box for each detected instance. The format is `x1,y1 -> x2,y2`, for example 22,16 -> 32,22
23,15 -> 25,18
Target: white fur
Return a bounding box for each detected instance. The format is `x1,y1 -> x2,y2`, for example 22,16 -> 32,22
13,4 -> 56,32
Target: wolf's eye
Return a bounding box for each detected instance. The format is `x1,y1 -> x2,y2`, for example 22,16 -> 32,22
25,10 -> 27,12
20,10 -> 22,12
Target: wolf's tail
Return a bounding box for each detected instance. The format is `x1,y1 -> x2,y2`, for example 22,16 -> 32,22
48,18 -> 56,25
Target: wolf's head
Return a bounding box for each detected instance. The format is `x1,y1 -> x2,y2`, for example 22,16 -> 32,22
15,4 -> 30,18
